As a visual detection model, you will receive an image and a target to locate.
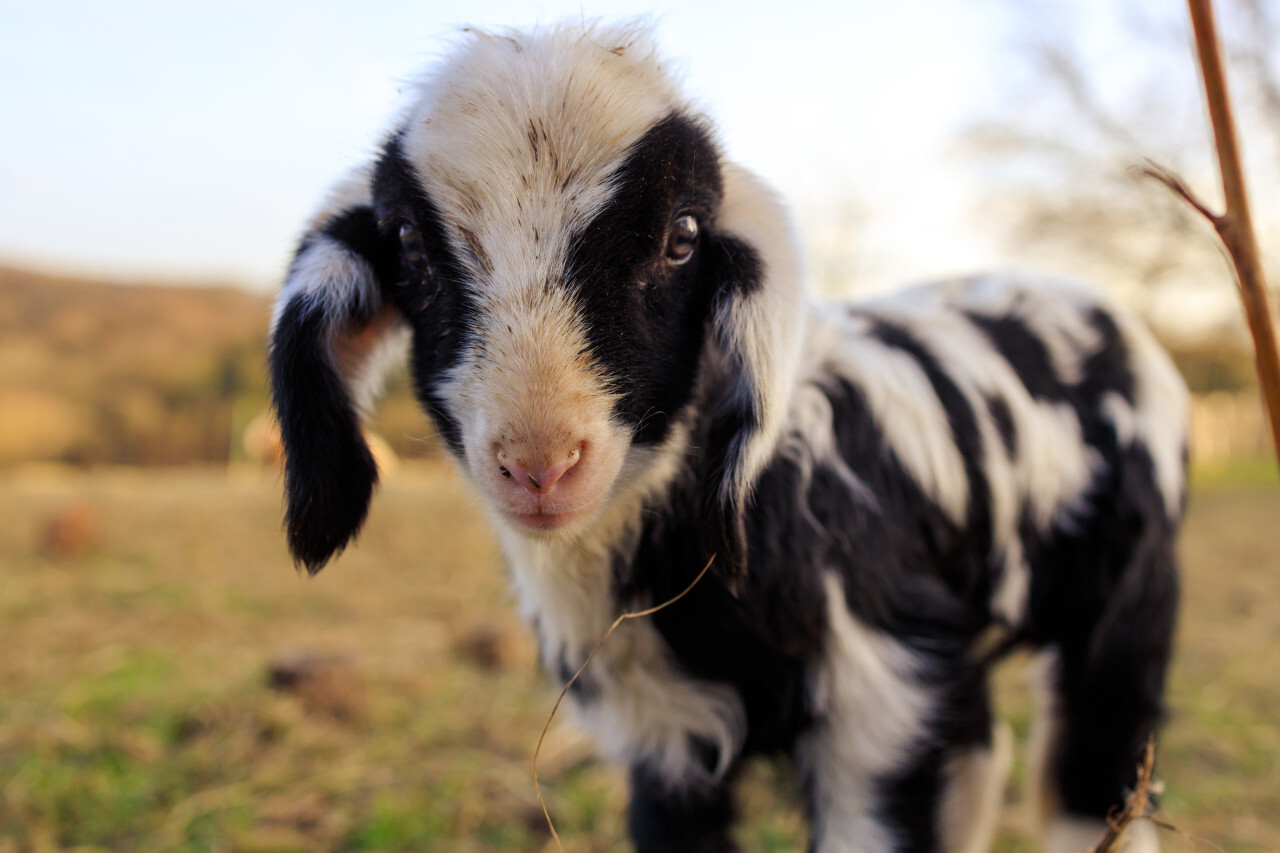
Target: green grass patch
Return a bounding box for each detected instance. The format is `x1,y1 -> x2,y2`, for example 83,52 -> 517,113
0,469 -> 1276,850
1191,454 -> 1280,489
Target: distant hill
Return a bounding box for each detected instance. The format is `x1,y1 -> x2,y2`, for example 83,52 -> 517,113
0,265 -> 432,468
0,265 -> 274,466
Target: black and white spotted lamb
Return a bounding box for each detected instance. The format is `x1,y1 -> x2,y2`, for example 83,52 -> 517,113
269,22 -> 1187,853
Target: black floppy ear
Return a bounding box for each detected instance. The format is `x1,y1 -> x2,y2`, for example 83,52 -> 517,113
699,165 -> 806,590
269,171 -> 407,574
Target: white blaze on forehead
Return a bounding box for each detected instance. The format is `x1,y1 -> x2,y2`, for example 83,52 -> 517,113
401,22 -> 686,296
394,23 -> 692,473
439,282 -> 616,449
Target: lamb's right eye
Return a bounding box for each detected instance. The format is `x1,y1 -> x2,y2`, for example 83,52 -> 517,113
399,222 -> 426,270
665,213 -> 699,264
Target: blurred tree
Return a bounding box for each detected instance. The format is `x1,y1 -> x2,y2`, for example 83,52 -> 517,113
964,0 -> 1280,339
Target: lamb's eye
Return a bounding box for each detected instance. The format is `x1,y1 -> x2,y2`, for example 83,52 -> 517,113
665,213 -> 699,264
399,222 -> 426,270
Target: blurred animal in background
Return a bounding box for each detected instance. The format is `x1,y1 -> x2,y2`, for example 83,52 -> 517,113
268,21 -> 1188,853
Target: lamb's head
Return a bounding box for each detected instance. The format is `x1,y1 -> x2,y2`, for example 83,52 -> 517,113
269,22 -> 805,581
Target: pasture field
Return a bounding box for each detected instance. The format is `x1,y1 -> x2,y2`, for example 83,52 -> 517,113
0,465 -> 1277,852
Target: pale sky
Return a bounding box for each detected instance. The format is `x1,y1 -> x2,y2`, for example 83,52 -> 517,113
0,0 -> 1171,297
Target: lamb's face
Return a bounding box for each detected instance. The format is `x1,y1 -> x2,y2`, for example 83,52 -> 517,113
270,25 -> 802,576
372,33 -> 730,536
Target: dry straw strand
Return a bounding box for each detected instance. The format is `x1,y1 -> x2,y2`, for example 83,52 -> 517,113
533,554 -> 716,852
1088,735 -> 1218,853
1090,736 -> 1157,853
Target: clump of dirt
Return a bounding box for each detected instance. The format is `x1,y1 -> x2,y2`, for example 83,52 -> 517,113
39,503 -> 98,560
453,621 -> 525,670
267,651 -> 368,723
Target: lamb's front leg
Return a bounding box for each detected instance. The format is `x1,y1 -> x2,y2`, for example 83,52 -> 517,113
627,762 -> 739,853
797,573 -> 947,852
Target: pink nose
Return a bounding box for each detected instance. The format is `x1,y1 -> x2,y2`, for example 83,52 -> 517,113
497,445 -> 582,494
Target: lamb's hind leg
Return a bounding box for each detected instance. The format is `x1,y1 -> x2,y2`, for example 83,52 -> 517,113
1029,644 -> 1167,853
1029,490 -> 1179,853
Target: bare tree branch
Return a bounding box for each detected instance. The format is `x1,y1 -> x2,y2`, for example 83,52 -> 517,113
1136,160 -> 1219,222
1145,0 -> 1280,460
967,0 -> 1280,318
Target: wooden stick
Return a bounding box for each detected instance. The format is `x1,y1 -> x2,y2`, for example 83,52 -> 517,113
1144,0 -> 1280,460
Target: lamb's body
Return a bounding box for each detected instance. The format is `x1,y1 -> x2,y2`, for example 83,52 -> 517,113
269,23 -> 1186,852
509,274 -> 1184,852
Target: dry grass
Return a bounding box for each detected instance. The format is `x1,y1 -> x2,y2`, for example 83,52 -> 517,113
0,464 -> 1277,851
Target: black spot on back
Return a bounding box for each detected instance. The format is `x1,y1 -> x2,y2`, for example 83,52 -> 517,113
967,307 -> 1136,454
869,321 -> 993,560
986,393 -> 1017,456
965,312 -> 1068,402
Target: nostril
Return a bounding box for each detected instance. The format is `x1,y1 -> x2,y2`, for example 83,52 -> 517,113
496,443 -> 584,494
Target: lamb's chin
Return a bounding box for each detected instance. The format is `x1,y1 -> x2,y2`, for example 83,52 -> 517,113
501,505 -> 590,534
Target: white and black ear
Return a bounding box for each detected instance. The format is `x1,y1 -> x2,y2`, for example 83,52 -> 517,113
269,170 -> 409,574
700,165 -> 806,588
